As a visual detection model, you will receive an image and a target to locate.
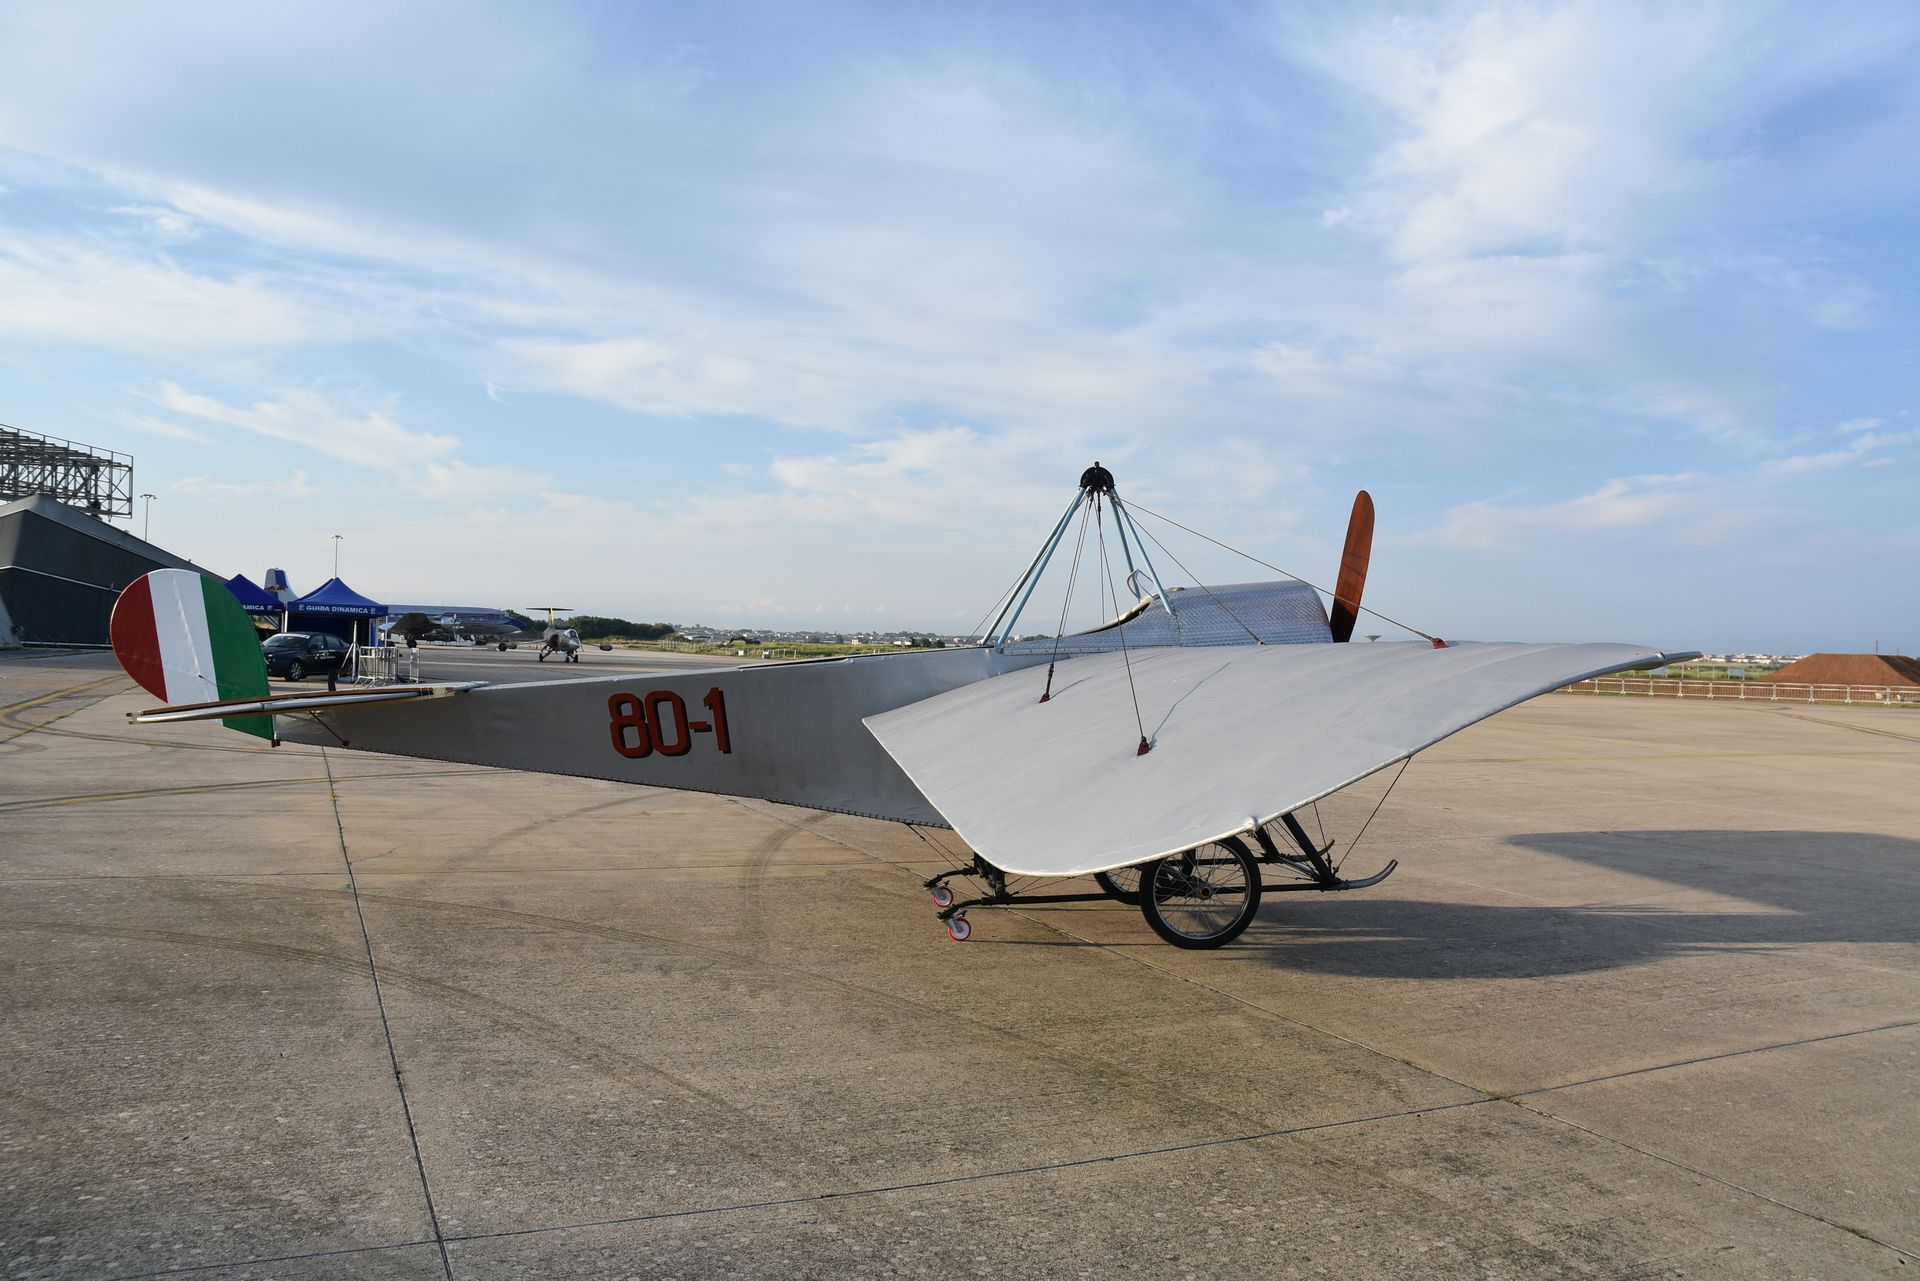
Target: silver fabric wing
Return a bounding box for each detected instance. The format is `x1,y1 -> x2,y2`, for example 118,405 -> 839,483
865,641 -> 1690,878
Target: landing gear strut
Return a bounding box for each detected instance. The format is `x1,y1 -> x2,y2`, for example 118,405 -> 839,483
924,812 -> 1396,947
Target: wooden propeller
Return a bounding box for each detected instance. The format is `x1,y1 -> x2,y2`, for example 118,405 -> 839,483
1329,490 -> 1373,643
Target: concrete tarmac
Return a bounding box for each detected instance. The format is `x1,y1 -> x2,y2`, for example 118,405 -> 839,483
2,651 -> 1916,1279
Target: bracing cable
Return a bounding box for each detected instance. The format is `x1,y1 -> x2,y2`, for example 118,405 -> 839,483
1096,495 -> 1150,753
1125,500 -> 1442,644
1040,501 -> 1094,702
967,566 -> 1029,645
1119,501 -> 1266,645
1336,757 -> 1411,876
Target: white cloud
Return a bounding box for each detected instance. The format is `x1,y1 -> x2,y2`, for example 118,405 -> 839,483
493,333 -> 862,429
116,412 -> 209,443
108,202 -> 199,242
171,470 -> 318,499
1435,412 -> 1917,548
405,458 -> 547,505
1762,424 -> 1920,476
149,381 -> 458,471
1280,1 -> 1907,446
0,231 -> 340,355
0,3 -> 1910,646
1436,473 -> 1699,548
1299,4 -> 1768,266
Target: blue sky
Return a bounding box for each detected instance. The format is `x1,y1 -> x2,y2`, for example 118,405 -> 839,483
1,1 -> 1915,651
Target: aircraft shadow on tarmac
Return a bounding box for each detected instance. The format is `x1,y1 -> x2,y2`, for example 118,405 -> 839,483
1234,830 -> 1920,980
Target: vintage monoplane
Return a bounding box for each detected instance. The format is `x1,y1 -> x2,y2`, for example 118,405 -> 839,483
107,465 -> 1694,948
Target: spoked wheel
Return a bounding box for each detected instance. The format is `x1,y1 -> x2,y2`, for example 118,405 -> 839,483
1093,866 -> 1142,905
285,660 -> 304,682
1139,836 -> 1261,949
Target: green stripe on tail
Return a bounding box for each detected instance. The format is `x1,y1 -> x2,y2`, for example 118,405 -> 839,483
198,575 -> 274,740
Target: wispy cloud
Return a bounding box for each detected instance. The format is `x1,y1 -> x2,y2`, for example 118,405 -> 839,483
148,382 -> 458,471
1435,472 -> 1700,548
1434,415 -> 1918,548
116,412 -> 209,443
171,470 -> 319,499
0,2 -> 1910,646
0,231 -> 344,355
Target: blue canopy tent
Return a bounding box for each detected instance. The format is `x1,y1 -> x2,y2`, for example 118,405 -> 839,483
223,573 -> 284,618
286,577 -> 386,646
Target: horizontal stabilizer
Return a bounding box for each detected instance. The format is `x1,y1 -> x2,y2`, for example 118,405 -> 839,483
130,682 -> 486,725
865,641 -> 1693,878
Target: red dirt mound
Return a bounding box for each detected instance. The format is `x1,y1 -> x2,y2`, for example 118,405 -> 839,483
1757,653 -> 1920,686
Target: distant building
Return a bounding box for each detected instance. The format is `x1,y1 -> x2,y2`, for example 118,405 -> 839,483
0,494 -> 202,646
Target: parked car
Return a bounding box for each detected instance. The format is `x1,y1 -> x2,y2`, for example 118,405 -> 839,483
261,631 -> 351,682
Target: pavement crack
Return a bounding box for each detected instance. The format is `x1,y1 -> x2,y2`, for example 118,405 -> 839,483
1507,1098 -> 1920,1264
429,1094 -> 1496,1251
97,1236 -> 439,1281
1514,1016 -> 1920,1098
322,746 -> 456,1281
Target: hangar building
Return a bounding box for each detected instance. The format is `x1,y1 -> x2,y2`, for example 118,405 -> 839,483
0,494 -> 202,647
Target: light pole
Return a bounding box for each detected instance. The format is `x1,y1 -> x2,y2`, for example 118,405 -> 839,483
139,493 -> 156,542
332,533 -> 343,577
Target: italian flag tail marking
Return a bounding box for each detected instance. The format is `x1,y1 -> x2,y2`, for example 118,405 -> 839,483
111,570 -> 273,739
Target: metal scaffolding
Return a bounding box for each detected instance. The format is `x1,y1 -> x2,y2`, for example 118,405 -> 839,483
0,423 -> 134,519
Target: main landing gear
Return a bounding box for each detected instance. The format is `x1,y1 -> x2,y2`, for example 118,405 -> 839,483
923,812 -> 1397,949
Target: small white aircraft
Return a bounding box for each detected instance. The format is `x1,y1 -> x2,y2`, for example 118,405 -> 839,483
107,464 -> 1694,949
526,607 -> 583,662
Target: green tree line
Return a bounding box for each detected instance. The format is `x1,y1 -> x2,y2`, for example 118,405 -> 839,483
563,615 -> 676,640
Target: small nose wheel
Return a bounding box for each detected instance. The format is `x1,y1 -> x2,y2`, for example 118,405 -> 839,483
930,882 -> 955,908
945,914 -> 972,942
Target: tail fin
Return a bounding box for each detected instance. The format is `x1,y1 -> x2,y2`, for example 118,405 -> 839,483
1328,490 -> 1373,643
110,569 -> 272,739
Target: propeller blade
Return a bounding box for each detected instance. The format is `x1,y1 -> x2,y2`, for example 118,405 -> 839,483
1328,490 -> 1373,643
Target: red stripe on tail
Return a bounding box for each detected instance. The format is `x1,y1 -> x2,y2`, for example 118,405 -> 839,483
110,574 -> 169,699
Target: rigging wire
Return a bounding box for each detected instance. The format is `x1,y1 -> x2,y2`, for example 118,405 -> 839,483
1040,500 -> 1094,702
966,562 -> 1030,645
1124,499 -> 1442,644
1118,500 -> 1266,645
1335,757 -> 1411,876
1096,495 -> 1151,754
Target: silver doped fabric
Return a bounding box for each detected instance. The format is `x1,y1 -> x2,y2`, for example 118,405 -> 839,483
1000,579 -> 1331,655
866,640 -> 1686,878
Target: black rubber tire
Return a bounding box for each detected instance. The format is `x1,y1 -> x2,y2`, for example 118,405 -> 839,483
538,650 -> 547,662
1138,836 -> 1261,949
498,642 -> 509,651
285,660 -> 304,682
1093,867 -> 1143,905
